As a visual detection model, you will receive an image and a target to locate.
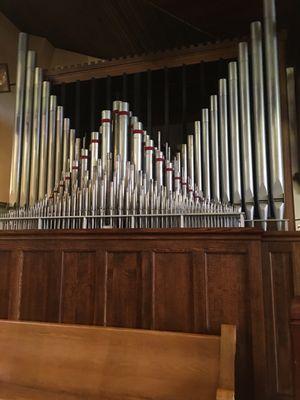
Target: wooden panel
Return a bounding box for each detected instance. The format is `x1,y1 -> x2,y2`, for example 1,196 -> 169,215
264,249 -> 294,399
291,297 -> 300,400
106,251 -> 151,328
60,251 -> 98,325
0,251 -> 12,318
20,251 -> 61,322
203,251 -> 252,400
152,250 -> 199,332
0,321 -> 234,400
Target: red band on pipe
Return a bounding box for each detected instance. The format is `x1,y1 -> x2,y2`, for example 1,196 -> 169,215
91,139 -> 100,143
156,158 -> 164,162
188,189 -> 194,192
80,156 -> 88,160
181,182 -> 187,186
165,168 -> 173,172
101,118 -> 111,123
174,177 -> 181,180
113,109 -> 119,114
118,111 -> 129,116
65,177 -> 71,180
144,146 -> 154,151
132,129 -> 143,134
72,166 -> 79,170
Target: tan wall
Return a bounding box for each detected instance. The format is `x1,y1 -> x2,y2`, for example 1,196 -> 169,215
0,12 -> 99,203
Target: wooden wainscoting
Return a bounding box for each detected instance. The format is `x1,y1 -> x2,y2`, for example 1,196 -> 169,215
0,228 -> 299,400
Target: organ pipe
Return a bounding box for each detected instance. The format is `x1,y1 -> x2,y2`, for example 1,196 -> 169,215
9,32 -> 28,206
263,0 -> 285,227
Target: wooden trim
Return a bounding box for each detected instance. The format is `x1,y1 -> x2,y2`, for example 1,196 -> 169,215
45,39 -> 240,84
217,324 -> 236,400
279,34 -> 296,230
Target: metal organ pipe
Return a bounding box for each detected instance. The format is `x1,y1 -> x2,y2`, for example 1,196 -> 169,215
251,21 -> 270,229
238,42 -> 255,221
228,62 -> 242,211
55,106 -> 64,187
194,121 -> 202,197
62,118 -> 70,175
187,135 -> 195,193
29,67 -> 42,206
210,95 -> 220,202
9,32 -> 28,206
20,50 -> 36,206
219,79 -> 230,204
38,81 -> 50,200
263,0 -> 285,225
202,109 -> 211,200
47,95 -> 57,195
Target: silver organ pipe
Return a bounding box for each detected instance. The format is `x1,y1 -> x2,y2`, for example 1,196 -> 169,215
47,95 -> 57,195
251,21 -> 270,229
9,32 -> 28,206
210,95 -> 220,202
38,81 -> 50,200
187,135 -> 195,193
62,118 -> 70,175
238,42 -> 255,221
20,50 -> 36,206
4,2 -> 289,231
69,129 -> 76,173
55,106 -> 64,187
228,62 -> 242,211
29,67 -> 42,206
263,0 -> 285,227
194,121 -> 202,197
219,79 -> 230,204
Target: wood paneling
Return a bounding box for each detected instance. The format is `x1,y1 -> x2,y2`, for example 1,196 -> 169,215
152,250 -> 196,332
262,243 -> 295,400
0,251 -> 12,318
106,251 -> 144,328
0,228 -> 299,400
60,251 -> 98,325
20,251 -> 61,322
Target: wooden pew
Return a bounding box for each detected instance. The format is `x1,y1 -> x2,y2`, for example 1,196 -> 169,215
0,321 -> 236,400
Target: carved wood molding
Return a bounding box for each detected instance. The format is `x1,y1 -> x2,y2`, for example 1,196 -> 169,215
45,38 -> 242,84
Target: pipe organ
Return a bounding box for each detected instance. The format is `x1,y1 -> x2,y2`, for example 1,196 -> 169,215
1,0 -> 290,231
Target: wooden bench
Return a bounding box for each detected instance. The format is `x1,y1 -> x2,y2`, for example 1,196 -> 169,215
0,320 -> 236,400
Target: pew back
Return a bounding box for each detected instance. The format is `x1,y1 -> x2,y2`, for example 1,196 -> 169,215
0,321 -> 236,400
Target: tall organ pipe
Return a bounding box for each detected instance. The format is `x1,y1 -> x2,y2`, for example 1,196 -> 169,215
9,32 -> 28,206
29,67 -> 42,206
202,109 -> 210,200
194,121 -> 202,196
210,95 -> 220,202
38,81 -> 50,200
187,135 -> 194,192
47,96 -> 57,195
219,79 -> 230,204
228,62 -> 242,211
62,118 -> 70,175
69,129 -> 75,173
55,106 -> 64,186
251,21 -> 269,229
263,0 -> 285,225
20,50 -> 36,206
238,42 -> 255,221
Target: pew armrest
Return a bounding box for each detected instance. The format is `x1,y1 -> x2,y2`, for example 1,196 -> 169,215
216,324 -> 236,400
